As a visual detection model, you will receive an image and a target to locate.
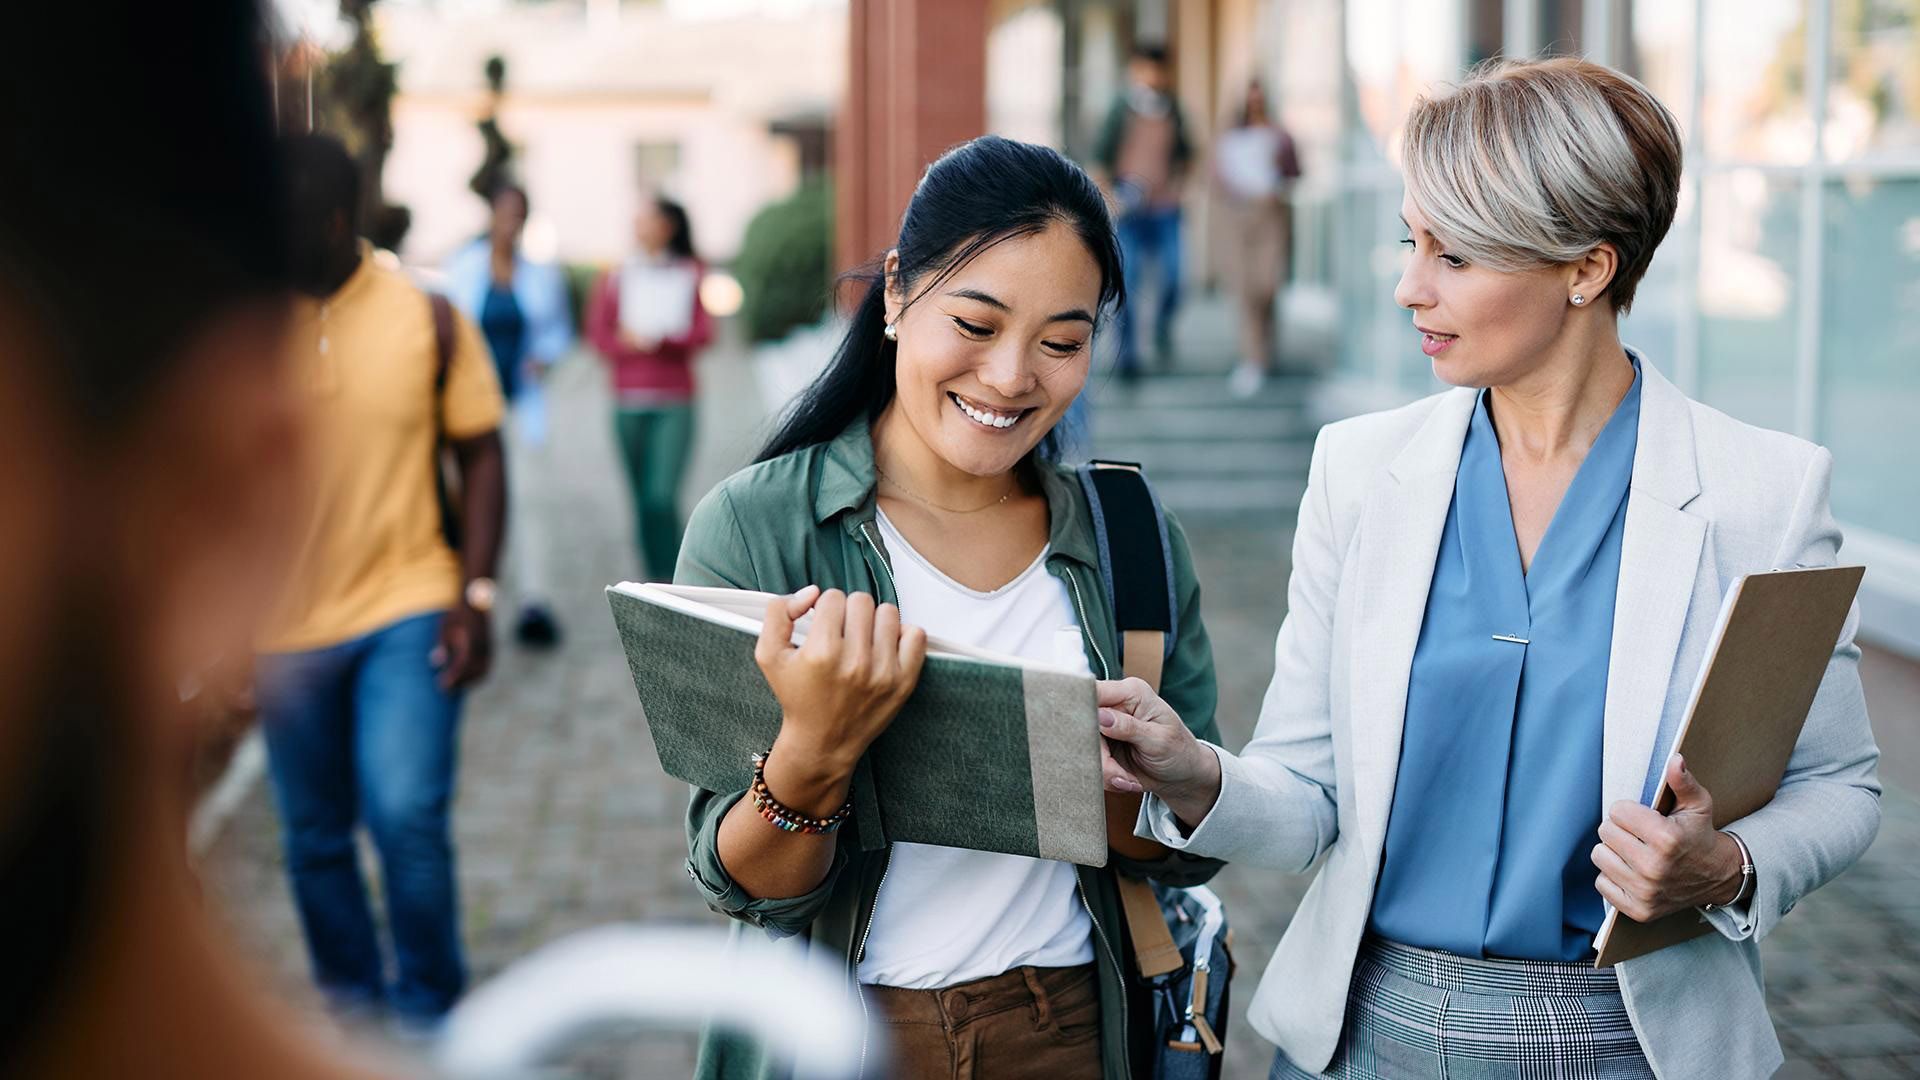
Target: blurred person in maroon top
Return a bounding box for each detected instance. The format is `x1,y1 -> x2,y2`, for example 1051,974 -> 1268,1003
586,195 -> 713,580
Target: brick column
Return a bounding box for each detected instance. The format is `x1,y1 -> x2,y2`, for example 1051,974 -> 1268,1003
835,0 -> 989,278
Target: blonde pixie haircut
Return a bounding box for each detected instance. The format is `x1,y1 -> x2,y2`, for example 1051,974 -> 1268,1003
1401,57 -> 1683,314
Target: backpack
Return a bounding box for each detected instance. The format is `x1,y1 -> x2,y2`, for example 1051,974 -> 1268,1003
1076,460 -> 1235,1080
428,291 -> 462,549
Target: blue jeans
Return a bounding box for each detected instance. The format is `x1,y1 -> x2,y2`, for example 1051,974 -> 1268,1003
1116,205 -> 1184,373
256,611 -> 467,1023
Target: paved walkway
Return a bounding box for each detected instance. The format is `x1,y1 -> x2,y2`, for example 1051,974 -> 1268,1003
204,312 -> 1920,1079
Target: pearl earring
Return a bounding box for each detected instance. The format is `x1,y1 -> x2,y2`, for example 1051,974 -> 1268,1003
884,322 -> 899,341
1571,293 -> 1586,306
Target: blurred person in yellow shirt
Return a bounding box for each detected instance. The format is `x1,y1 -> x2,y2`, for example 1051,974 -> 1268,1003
256,134 -> 507,1036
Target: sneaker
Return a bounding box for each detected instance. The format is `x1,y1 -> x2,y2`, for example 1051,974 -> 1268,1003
514,603 -> 562,648
1228,363 -> 1267,400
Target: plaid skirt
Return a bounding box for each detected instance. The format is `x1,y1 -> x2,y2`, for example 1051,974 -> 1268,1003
1270,938 -> 1655,1080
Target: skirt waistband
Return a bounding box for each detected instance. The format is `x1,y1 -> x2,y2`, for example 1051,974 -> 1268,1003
1361,936 -> 1619,997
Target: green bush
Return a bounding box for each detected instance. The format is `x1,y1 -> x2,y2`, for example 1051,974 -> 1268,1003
733,182 -> 833,344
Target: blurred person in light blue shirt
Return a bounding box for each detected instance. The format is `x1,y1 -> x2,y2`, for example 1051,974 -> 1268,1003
444,182 -> 574,646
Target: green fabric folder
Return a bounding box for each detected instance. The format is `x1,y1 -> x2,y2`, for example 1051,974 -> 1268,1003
607,583 -> 1109,866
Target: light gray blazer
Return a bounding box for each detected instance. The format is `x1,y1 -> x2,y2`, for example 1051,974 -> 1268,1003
1140,358 -> 1881,1079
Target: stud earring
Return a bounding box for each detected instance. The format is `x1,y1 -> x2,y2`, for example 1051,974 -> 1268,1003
1571,293 -> 1586,306
884,322 -> 899,341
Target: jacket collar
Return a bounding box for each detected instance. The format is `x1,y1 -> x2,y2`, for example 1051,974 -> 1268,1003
1383,347 -> 1699,508
812,419 -> 1102,570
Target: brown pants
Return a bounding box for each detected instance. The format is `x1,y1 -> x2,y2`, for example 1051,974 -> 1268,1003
1218,196 -> 1293,365
865,963 -> 1103,1080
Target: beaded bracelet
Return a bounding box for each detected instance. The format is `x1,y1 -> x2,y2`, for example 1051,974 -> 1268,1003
750,749 -> 853,835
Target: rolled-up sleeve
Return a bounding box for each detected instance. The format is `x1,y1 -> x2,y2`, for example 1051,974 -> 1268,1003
684,786 -> 846,939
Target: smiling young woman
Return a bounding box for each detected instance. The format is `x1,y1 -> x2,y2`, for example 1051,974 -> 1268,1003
669,135 -> 1225,1080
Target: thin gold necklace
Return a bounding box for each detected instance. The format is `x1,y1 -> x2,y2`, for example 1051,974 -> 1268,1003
874,463 -> 1018,514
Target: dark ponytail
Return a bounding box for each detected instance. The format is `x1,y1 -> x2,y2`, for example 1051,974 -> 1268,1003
756,135 -> 1123,464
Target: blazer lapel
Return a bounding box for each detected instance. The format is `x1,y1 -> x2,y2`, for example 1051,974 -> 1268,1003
1349,389 -> 1477,851
1602,359 -> 1707,810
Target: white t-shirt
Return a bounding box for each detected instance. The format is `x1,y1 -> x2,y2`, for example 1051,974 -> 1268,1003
856,509 -> 1096,989
1215,126 -> 1286,200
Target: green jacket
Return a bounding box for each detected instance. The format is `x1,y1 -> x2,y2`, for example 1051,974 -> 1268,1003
675,421 -> 1224,1080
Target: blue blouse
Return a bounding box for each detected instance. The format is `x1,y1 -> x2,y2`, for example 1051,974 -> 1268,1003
1368,362 -> 1642,962
479,284 -> 527,401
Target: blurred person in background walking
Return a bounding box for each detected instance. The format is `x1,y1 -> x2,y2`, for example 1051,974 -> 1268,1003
0,1 -> 390,1075
587,195 -> 712,581
1214,78 -> 1302,399
444,181 -> 573,647
1093,43 -> 1193,383
257,133 -> 507,1037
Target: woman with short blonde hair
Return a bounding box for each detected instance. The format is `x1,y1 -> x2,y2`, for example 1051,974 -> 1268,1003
1098,58 -> 1879,1078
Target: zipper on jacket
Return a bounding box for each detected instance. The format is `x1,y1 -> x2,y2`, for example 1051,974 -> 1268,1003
853,852 -> 892,1078
852,520 -> 897,1078
857,520 -> 898,602
1059,563 -> 1113,679
1077,871 -> 1131,1079
1061,563 -> 1128,1076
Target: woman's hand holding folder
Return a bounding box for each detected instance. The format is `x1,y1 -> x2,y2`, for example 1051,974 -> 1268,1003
714,586 -> 930,900
1096,677 -> 1224,833
1590,753 -> 1749,922
753,586 -> 929,814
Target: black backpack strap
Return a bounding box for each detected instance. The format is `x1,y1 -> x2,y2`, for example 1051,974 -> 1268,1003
1076,460 -> 1178,687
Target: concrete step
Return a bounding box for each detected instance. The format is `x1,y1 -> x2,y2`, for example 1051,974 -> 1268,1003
1089,405 -> 1316,442
1086,439 -> 1313,478
1154,477 -> 1304,516
1082,372 -> 1318,409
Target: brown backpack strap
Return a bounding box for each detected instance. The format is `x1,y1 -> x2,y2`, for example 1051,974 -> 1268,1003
1117,870 -> 1184,977
1114,637 -> 1183,977
428,291 -> 456,399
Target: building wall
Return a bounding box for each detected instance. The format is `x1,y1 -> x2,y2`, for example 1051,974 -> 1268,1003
387,94 -> 801,266
369,2 -> 843,268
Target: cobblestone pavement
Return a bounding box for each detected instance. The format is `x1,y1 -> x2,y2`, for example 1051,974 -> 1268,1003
204,325 -> 1920,1079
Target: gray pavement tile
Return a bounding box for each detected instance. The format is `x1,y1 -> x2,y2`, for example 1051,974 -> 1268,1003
1800,1024 -> 1920,1061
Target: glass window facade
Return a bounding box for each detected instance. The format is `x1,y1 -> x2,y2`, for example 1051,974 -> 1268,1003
1264,0 -> 1920,653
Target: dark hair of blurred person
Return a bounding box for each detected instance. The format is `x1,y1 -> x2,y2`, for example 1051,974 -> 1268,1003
285,132 -> 366,296
0,1 -> 380,1077
757,136 -> 1125,464
654,195 -> 696,260
487,181 -> 530,263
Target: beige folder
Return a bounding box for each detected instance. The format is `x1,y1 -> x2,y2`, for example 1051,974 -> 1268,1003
1592,564 -> 1865,968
